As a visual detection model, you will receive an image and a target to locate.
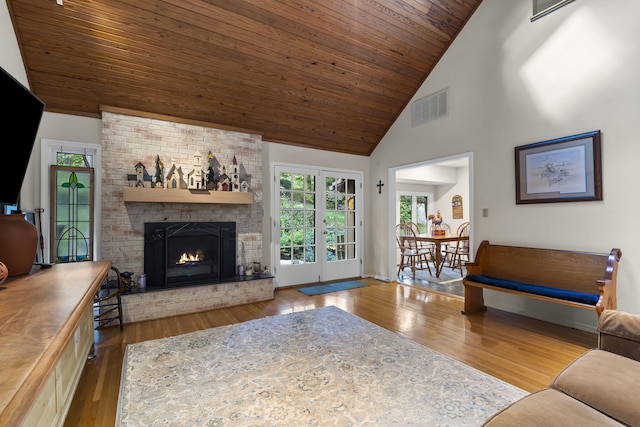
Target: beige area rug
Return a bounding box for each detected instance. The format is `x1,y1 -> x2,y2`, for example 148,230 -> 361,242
116,306 -> 527,426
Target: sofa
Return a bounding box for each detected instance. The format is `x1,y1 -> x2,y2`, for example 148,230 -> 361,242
483,310 -> 640,426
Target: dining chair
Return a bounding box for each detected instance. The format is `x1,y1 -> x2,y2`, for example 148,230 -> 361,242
408,221 -> 436,257
431,221 -> 452,260
396,223 -> 433,278
93,265 -> 132,331
442,222 -> 470,277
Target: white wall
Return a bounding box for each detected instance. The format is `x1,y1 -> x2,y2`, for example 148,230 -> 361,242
370,0 -> 640,330
434,167 -> 470,233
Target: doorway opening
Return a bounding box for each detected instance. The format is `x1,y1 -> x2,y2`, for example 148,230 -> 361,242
388,152 -> 473,297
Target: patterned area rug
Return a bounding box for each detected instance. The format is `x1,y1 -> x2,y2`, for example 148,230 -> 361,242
116,306 -> 527,426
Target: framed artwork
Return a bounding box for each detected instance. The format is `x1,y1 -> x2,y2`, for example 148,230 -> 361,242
515,130 -> 602,204
451,195 -> 463,219
531,0 -> 575,22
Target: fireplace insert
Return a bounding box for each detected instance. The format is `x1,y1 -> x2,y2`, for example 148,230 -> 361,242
144,222 -> 236,288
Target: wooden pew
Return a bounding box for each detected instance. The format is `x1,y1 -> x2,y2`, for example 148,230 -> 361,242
462,240 -> 622,317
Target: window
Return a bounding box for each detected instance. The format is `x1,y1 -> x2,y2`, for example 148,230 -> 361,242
397,192 -> 433,233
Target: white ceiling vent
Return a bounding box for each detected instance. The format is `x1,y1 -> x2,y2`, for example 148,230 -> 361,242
412,88 -> 449,127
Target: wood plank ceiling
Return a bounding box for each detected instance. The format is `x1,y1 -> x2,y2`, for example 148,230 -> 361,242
7,0 -> 482,156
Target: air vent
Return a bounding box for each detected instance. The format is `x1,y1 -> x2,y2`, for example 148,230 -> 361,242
412,88 -> 449,127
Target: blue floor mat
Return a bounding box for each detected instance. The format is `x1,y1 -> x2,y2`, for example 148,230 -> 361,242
298,280 -> 368,296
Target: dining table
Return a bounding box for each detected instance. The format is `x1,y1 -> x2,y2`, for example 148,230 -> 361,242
413,233 -> 470,277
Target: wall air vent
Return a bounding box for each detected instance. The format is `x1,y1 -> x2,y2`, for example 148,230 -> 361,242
412,88 -> 449,127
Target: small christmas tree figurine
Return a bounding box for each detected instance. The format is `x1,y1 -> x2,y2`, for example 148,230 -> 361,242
206,151 -> 217,190
154,155 -> 164,188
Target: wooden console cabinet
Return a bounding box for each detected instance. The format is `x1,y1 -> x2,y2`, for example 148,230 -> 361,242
0,260 -> 111,426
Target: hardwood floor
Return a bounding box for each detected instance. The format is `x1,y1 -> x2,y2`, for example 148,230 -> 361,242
63,279 -> 597,426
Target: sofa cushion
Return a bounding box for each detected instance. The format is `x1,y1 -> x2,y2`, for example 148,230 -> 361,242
551,349 -> 640,426
465,274 -> 600,305
482,388 -> 624,426
599,310 -> 640,362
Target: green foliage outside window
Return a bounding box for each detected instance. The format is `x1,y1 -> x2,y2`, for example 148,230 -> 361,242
279,173 -> 316,262
399,195 -> 428,234
56,153 -> 92,167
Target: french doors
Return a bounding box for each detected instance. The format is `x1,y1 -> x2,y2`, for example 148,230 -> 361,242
274,165 -> 362,287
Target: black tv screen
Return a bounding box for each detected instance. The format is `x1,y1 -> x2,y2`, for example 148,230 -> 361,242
1,66 -> 45,207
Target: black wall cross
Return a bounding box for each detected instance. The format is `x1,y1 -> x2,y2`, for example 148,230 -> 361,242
377,180 -> 384,194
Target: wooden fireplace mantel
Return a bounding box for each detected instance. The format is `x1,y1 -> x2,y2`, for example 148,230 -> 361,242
123,187 -> 253,204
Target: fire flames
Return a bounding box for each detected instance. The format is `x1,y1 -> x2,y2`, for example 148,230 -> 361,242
176,250 -> 205,265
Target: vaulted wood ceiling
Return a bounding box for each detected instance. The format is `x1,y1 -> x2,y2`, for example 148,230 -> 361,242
8,0 -> 482,156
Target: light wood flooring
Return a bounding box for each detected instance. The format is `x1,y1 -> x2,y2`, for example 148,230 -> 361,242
63,278 -> 597,426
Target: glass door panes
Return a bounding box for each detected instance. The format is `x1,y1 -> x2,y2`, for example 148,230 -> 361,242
320,170 -> 361,282
324,176 -> 356,262
278,171 -> 316,265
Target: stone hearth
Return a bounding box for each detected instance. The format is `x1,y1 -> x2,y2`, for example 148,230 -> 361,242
122,276 -> 274,323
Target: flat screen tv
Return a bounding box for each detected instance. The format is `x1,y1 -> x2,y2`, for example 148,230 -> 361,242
0,66 -> 45,209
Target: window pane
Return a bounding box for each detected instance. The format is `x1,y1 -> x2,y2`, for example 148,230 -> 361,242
51,166 -> 93,263
292,174 -> 305,191
278,170 -> 317,267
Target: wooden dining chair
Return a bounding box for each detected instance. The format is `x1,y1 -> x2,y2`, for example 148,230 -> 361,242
93,266 -> 132,331
396,223 -> 433,278
408,221 -> 436,257
431,221 -> 452,262
442,222 -> 470,277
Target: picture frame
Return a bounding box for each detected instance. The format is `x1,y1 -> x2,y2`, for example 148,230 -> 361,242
515,130 -> 602,204
531,0 -> 575,22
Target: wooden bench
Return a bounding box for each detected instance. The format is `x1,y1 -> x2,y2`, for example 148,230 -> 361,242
462,240 -> 622,317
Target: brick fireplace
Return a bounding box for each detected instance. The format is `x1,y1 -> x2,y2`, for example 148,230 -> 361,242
100,109 -> 272,322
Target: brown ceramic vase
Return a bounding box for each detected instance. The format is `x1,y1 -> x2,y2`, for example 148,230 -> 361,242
0,213 -> 38,276
0,261 -> 7,285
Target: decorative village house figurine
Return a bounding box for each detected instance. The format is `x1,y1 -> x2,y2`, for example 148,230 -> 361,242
165,159 -> 187,189
231,156 -> 240,191
187,151 -> 206,190
134,162 -> 152,187
129,152 -> 244,192
217,165 -> 231,191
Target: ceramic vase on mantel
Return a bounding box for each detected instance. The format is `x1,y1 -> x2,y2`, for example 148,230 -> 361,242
0,213 -> 38,276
